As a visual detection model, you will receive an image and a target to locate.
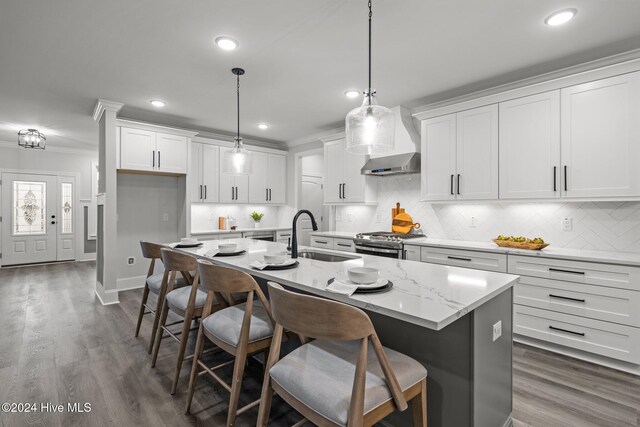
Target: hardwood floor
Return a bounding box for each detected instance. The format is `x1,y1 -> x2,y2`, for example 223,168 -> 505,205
0,261 -> 638,427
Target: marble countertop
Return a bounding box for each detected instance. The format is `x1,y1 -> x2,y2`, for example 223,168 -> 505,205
404,237 -> 640,267
309,231 -> 358,239
191,227 -> 291,236
177,239 -> 518,330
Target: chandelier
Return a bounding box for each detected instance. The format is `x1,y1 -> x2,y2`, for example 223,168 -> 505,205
18,129 -> 46,149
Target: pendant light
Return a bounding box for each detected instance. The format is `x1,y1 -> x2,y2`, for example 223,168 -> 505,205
345,0 -> 394,155
223,67 -> 251,174
18,128 -> 46,149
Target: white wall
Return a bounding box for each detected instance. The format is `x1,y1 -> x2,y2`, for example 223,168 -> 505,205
335,174 -> 640,254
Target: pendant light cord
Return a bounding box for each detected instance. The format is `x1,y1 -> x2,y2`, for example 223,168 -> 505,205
236,72 -> 240,141
368,0 -> 372,106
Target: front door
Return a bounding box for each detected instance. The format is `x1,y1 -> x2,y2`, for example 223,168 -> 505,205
1,173 -> 75,266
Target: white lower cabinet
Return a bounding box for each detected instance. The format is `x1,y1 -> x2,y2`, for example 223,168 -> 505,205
510,255 -> 640,365
310,235 -> 334,250
420,246 -> 507,272
404,245 -> 420,261
309,236 -> 355,252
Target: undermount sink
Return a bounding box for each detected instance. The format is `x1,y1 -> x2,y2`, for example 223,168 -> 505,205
296,250 -> 360,263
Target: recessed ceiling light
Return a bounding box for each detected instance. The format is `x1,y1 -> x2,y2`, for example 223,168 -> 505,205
150,100 -> 166,108
545,9 -> 577,26
215,36 -> 239,50
257,123 -> 270,130
344,89 -> 360,98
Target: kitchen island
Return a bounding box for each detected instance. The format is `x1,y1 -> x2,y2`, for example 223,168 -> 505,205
179,239 -> 519,427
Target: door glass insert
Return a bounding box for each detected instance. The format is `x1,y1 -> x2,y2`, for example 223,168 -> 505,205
13,180 -> 47,235
61,182 -> 73,234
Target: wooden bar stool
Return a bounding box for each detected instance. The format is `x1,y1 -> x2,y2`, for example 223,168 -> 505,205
151,248 -> 221,395
257,282 -> 428,427
185,259 -> 275,427
135,241 -> 189,353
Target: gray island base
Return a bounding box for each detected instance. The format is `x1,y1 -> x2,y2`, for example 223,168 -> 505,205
179,239 -> 517,427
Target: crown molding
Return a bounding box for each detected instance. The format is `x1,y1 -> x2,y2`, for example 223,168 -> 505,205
93,99 -> 124,122
412,48 -> 640,120
287,126 -> 345,147
193,130 -> 287,150
116,118 -> 198,137
0,140 -> 98,156
319,130 -> 346,144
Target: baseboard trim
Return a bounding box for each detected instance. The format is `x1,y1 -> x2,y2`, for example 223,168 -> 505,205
95,281 -> 119,305
515,335 -> 640,376
117,275 -> 146,292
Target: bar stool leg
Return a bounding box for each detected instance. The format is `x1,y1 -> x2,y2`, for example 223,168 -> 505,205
226,342 -> 249,427
257,324 -> 283,427
170,306 -> 196,395
135,285 -> 150,337
411,379 -> 427,427
185,323 -> 206,414
151,298 -> 170,367
148,283 -> 167,354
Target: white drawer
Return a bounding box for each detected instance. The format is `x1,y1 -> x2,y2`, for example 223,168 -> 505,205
515,276 -> 640,327
404,245 -> 420,261
334,238 -> 355,252
276,230 -> 292,239
514,305 -> 640,364
508,255 -> 640,291
194,234 -> 218,241
420,247 -> 507,272
310,236 -> 334,249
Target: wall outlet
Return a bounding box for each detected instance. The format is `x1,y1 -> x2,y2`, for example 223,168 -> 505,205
561,217 -> 572,232
470,216 -> 477,227
492,321 -> 502,342
127,256 -> 135,265
163,213 -> 169,221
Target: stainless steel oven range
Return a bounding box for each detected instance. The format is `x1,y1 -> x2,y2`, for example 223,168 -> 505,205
353,231 -> 425,259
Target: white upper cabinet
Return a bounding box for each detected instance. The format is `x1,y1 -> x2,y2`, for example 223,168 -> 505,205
120,127 -> 188,174
323,138 -> 376,204
120,128 -> 155,172
499,91 -> 560,199
421,114 -> 456,201
561,71 -> 640,198
421,105 -> 497,201
191,143 -> 219,203
456,104 -> 499,200
248,151 -> 286,204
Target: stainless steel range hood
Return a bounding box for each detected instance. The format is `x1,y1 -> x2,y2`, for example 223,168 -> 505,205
361,106 -> 421,176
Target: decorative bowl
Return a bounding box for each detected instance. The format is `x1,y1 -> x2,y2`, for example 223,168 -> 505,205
264,252 -> 288,264
218,243 -> 238,253
348,267 -> 380,284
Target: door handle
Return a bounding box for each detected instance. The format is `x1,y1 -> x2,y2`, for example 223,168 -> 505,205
200,185 -> 203,200
269,188 -> 272,201
204,185 -> 207,200
235,186 -> 238,200
232,186 -> 235,200
266,188 -> 269,201
158,151 -> 161,169
564,165 -> 567,191
342,183 -> 346,199
51,221 -> 56,225
152,150 -> 156,168
450,174 -> 454,195
338,184 -> 342,199
457,174 -> 461,195
553,166 -> 557,192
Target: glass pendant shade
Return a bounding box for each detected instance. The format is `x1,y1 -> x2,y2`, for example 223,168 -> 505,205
345,92 -> 394,155
18,128 -> 46,149
223,137 -> 252,174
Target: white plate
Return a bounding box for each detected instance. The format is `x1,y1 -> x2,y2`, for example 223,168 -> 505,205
264,258 -> 296,267
338,278 -> 389,289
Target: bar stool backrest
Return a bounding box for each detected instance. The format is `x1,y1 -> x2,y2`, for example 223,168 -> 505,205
161,248 -> 198,272
140,241 -> 165,261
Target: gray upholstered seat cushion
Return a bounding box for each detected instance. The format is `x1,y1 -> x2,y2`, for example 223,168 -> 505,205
146,273 -> 188,294
202,301 -> 274,347
166,287 -> 207,312
269,339 -> 427,426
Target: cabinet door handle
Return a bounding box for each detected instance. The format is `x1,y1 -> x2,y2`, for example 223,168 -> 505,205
231,186 -> 235,200
158,151 -> 161,169
152,150 -> 156,168
564,165 -> 567,191
269,188 -> 272,201
549,267 -> 585,275
549,294 -> 586,303
553,166 -> 557,192
457,174 -> 461,195
549,325 -> 585,337
235,186 -> 238,200
338,184 -> 342,199
266,188 -> 269,201
336,243 -> 352,248
199,185 -> 203,200
315,240 -> 328,244
450,174 -> 454,195
204,185 -> 207,199
342,183 -> 346,199
447,256 -> 472,262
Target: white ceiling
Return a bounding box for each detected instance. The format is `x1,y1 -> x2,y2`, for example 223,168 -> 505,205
2,0 -> 640,149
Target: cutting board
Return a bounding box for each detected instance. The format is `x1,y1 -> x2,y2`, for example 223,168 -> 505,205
393,212 -> 419,234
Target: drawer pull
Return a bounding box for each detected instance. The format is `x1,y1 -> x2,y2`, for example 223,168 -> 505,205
315,240 -> 329,244
549,325 -> 585,337
549,294 -> 586,303
447,256 -> 472,262
549,268 -> 585,275
336,243 -> 352,247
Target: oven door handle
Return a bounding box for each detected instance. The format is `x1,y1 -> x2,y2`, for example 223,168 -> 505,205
355,245 -> 400,254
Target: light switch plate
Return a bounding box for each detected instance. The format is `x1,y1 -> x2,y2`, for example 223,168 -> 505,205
493,321 -> 502,342
470,216 -> 477,227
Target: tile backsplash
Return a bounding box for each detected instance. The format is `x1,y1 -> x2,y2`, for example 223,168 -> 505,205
191,204 -> 289,232
335,174 -> 640,254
